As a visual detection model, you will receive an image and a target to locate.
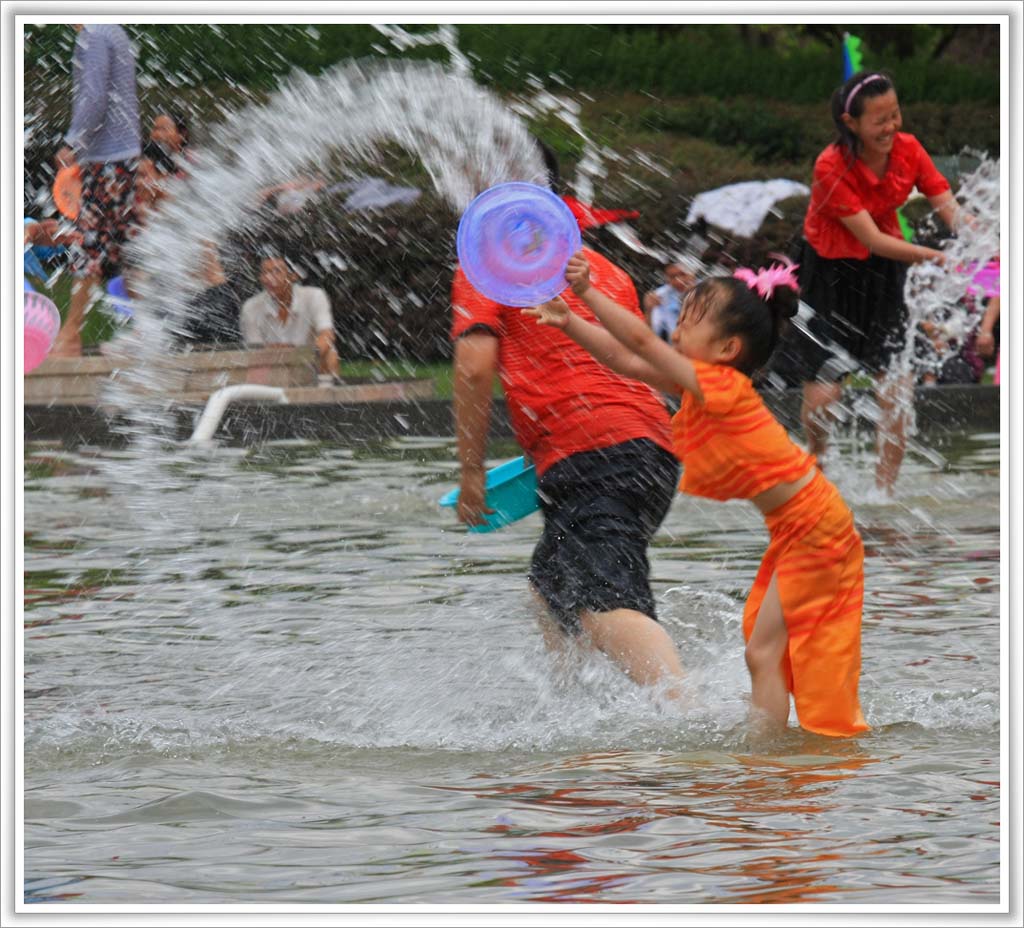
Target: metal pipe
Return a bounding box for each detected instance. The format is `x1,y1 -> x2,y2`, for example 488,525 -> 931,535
189,384 -> 289,443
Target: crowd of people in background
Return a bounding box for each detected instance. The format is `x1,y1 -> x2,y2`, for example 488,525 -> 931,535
30,26 -> 998,406
29,23 -> 344,375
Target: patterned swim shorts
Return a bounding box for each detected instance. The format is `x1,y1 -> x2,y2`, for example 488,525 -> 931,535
69,159 -> 138,282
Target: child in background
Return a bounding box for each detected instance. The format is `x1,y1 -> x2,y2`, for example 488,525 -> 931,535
523,250 -> 869,737
976,296 -> 1001,385
644,262 -> 698,342
968,256 -> 1001,384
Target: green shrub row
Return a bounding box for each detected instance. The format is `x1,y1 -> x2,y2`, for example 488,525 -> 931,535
635,99 -> 809,164
23,23 -> 999,104
625,97 -> 999,166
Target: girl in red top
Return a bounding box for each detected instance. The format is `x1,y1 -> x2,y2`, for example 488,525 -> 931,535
525,251 -> 868,737
771,70 -> 967,495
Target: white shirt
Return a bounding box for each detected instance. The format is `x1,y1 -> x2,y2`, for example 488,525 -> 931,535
240,285 -> 332,347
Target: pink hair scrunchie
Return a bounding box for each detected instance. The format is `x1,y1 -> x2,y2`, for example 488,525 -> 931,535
733,259 -> 800,301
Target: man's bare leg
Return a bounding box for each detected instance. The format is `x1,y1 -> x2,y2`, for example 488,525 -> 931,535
530,588 -> 571,661
578,608 -> 685,701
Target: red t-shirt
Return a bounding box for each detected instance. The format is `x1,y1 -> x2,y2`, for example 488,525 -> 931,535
451,248 -> 673,476
804,132 -> 950,260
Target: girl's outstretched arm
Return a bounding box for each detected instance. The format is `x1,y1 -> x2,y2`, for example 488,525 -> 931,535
839,210 -> 945,264
928,189 -> 979,232
564,252 -> 703,400
522,300 -> 678,393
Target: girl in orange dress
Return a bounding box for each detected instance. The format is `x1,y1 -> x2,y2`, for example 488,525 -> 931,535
523,250 -> 868,737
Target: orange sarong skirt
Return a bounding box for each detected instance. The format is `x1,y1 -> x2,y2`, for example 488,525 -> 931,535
742,469 -> 869,737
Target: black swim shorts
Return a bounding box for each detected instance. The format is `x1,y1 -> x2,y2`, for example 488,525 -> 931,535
528,438 -> 680,635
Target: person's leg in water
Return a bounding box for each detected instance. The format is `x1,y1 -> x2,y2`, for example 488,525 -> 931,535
530,588 -> 579,680
529,440 -> 683,699
578,608 -> 685,701
874,371 -> 914,495
801,380 -> 844,461
744,571 -> 790,728
530,588 -> 684,699
52,273 -> 98,357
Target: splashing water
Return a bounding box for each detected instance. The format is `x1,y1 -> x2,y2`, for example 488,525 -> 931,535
868,156 -> 1001,480
897,154 -> 1001,380
75,57 -> 551,628
45,40 -> 754,761
771,155 -> 1000,492
53,33 -> 740,762
373,24 -> 686,266
22,30 -> 1000,904
372,22 -> 473,77
110,59 -> 546,427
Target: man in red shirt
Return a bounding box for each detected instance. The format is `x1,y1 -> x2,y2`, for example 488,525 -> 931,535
451,245 -> 686,694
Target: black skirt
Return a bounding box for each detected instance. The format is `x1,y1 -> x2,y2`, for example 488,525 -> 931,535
770,239 -> 909,387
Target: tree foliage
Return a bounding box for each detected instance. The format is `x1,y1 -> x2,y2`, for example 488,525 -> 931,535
23,23 -> 999,103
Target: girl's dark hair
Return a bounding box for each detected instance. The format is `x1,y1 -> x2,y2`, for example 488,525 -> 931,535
830,70 -> 896,162
681,276 -> 799,375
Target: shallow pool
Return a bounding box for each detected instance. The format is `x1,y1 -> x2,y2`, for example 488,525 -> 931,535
22,431 -> 1001,905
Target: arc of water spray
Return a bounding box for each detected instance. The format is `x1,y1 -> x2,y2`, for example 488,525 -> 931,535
375,24 -> 685,269
896,155 -> 1000,389
108,60 -> 548,443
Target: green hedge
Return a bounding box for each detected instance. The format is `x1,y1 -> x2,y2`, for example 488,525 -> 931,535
624,97 -> 999,167
23,23 -> 999,104
635,99 -> 809,164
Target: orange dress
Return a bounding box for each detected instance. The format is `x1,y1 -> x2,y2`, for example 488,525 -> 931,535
672,360 -> 868,737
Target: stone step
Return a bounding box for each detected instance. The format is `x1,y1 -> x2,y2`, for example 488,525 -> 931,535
25,346 -> 319,405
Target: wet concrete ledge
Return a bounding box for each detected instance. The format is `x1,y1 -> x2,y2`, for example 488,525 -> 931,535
24,384 -> 999,448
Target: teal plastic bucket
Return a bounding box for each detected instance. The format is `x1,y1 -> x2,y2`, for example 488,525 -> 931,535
439,456 -> 539,533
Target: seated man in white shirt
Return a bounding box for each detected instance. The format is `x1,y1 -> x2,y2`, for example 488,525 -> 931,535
240,255 -> 340,379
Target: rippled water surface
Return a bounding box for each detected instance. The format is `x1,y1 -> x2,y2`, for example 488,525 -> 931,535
22,431 -> 1001,905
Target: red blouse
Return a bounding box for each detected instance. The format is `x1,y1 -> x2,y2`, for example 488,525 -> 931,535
803,132 -> 950,260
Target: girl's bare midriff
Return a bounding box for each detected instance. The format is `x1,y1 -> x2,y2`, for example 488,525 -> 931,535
751,468 -> 816,516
